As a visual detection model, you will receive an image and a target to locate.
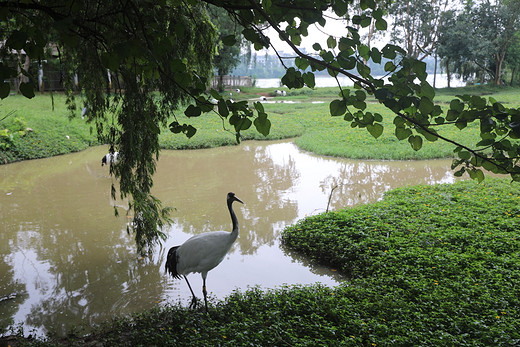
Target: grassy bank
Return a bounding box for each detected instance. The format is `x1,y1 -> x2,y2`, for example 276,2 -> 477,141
0,94 -> 99,163
2,85 -> 520,163
16,178 -> 519,346
161,85 -> 520,160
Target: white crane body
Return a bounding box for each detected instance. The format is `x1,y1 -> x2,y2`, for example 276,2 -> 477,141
176,230 -> 237,276
101,152 -> 119,166
165,192 -> 243,312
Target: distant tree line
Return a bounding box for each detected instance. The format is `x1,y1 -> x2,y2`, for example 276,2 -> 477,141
436,0 -> 520,86
387,0 -> 520,86
230,0 -> 520,86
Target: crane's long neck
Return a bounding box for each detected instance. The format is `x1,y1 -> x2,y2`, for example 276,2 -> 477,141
228,199 -> 239,242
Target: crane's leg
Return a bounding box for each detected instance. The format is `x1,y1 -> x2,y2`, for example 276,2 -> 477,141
200,272 -> 210,313
202,277 -> 208,313
183,275 -> 198,309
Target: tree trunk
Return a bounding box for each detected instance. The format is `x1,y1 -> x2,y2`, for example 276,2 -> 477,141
23,55 -> 30,85
364,20 -> 375,64
446,58 -> 451,88
511,66 -> 517,86
38,66 -> 44,93
107,69 -> 112,90
16,51 -> 30,93
495,51 -> 506,85
15,76 -> 21,94
405,2 -> 414,57
433,53 -> 438,89
218,73 -> 224,92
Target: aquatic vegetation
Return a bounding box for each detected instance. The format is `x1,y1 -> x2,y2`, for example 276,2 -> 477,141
282,178 -> 520,345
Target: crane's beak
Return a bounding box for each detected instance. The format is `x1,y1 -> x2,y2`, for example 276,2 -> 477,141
234,196 -> 244,204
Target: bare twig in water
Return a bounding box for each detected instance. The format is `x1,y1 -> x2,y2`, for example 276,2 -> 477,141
326,185 -> 339,213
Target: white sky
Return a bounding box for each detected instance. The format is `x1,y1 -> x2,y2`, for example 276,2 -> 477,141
258,11 -> 389,56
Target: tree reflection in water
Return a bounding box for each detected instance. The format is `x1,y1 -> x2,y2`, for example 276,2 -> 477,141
320,160 -> 456,210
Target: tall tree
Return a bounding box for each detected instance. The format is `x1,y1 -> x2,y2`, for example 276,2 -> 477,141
207,5 -> 245,91
437,9 -> 472,87
466,0 -> 520,84
505,32 -> 520,85
437,0 -> 520,85
388,0 -> 450,59
2,0 -> 520,253
483,0 -> 520,84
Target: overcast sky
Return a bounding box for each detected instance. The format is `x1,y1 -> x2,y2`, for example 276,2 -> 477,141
260,14 -> 349,55
258,12 -> 390,57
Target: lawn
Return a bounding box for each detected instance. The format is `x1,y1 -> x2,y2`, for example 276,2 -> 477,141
2,85 -> 520,163
0,93 -> 99,162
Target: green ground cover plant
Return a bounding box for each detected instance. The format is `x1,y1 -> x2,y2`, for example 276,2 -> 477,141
282,178 -> 520,345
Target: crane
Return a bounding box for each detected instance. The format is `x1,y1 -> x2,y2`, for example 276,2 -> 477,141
165,192 -> 244,312
101,152 -> 118,166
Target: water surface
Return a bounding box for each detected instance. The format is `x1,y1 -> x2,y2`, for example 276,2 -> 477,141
0,140 -> 457,336
256,73 -> 465,88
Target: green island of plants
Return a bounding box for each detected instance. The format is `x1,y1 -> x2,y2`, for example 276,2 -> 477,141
2,87 -> 520,345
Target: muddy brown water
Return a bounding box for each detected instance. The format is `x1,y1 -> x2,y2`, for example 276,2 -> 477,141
0,140 -> 458,337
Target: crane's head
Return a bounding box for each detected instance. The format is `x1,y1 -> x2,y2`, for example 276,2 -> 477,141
227,192 -> 244,205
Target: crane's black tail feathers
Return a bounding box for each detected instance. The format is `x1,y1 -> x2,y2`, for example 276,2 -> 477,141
165,246 -> 182,280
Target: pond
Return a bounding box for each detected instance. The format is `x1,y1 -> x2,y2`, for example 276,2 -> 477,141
0,140 -> 457,337
256,73 -> 466,89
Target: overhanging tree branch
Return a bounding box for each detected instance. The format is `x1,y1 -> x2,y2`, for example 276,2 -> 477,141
245,0 -> 377,93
